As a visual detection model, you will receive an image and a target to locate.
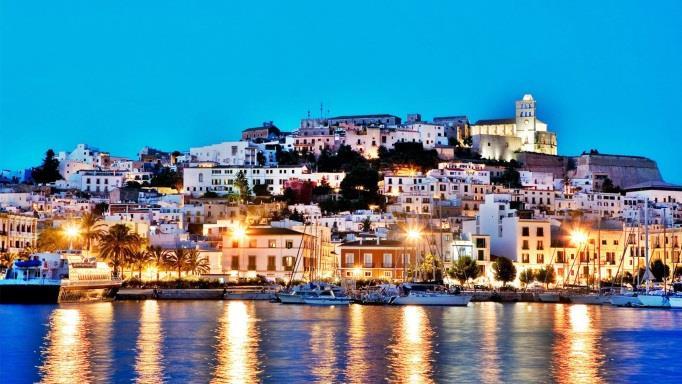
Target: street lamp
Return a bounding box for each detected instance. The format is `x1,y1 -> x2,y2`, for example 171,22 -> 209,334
570,230 -> 587,247
405,228 -> 422,281
63,225 -> 80,251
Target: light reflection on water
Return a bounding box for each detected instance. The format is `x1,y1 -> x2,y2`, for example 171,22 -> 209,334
211,301 -> 260,384
39,309 -> 92,384
14,302 -> 682,383
135,300 -> 164,383
387,306 -> 435,384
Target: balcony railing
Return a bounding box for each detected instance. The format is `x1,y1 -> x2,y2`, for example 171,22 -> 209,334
382,263 -> 393,268
363,263 -> 374,268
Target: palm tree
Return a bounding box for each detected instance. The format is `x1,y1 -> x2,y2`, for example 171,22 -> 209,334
0,252 -> 17,272
147,245 -> 170,281
98,224 -> 140,278
185,249 -> 210,275
80,212 -> 106,252
166,247 -> 190,278
129,243 -> 151,279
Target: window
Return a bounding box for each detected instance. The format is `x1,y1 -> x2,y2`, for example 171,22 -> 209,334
364,253 -> 373,268
283,256 -> 294,271
536,227 -> 544,236
383,271 -> 392,278
557,251 -> 565,263
232,241 -> 239,248
522,240 -> 529,250
345,253 -> 354,267
476,238 -> 486,248
285,240 -> 293,249
383,253 -> 392,268
268,239 -> 277,248
231,256 -> 239,270
248,239 -> 257,248
247,256 -> 256,271
537,240 -> 544,250
267,256 -> 276,271
522,253 -> 530,263
477,249 -> 484,261
364,271 -> 372,277
522,227 -> 529,236
537,254 -> 544,264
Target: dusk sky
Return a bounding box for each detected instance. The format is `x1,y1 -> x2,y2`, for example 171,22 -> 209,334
1,0 -> 680,183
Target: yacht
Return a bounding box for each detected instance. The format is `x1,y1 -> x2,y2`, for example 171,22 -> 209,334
537,292 -> 560,303
0,252 -> 121,304
389,283 -> 471,306
668,294 -> 682,309
634,290 -> 671,308
301,288 -> 351,305
610,290 -> 642,307
569,293 -> 611,305
277,282 -> 342,304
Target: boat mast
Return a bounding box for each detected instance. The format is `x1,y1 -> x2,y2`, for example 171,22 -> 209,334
644,198 -> 651,293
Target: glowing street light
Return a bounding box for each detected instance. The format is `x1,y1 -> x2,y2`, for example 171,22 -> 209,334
63,225 -> 81,251
232,225 -> 247,241
406,229 -> 422,241
570,230 -> 588,246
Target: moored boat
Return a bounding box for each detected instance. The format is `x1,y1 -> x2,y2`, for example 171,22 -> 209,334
389,283 -> 471,306
669,295 -> 682,309
634,291 -> 670,308
538,292 -> 560,303
302,289 -> 351,305
0,252 -> 121,304
569,294 -> 611,305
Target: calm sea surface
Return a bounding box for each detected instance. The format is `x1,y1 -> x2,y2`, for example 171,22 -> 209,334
0,301 -> 680,383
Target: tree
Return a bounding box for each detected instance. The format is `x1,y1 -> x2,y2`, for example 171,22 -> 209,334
98,224 -> 141,278
202,191 -> 219,198
287,209 -> 306,223
185,249 -> 210,275
253,184 -> 271,197
651,259 -> 670,282
234,171 -> 251,202
129,246 -> 151,279
493,257 -> 517,287
519,269 -> 535,289
601,177 -> 623,194
448,256 -> 479,285
80,212 -> 106,252
150,167 -> 183,190
37,227 -> 69,252
418,253 -> 443,282
361,216 -> 372,232
93,202 -> 109,216
492,165 -> 522,188
31,149 -> 62,184
0,252 -> 17,272
536,266 -> 556,288
147,245 -> 170,281
167,247 -> 190,278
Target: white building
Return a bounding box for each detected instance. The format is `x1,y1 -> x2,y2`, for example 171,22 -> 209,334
190,141 -> 259,166
183,165 -> 310,196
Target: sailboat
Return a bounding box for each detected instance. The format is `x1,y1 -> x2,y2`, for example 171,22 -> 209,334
633,198 -> 670,308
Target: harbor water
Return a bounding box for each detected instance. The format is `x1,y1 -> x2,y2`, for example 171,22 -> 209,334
1,301 -> 681,383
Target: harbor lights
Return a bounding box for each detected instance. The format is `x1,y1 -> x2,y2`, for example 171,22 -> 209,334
405,228 -> 422,281
63,225 -> 81,251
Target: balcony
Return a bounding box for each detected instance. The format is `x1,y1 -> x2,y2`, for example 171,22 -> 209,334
363,263 -> 374,268
382,262 -> 393,268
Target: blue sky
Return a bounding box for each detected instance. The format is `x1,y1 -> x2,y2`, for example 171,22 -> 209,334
1,1 -> 681,183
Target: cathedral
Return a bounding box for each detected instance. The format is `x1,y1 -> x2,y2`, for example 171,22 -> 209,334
470,94 -> 558,160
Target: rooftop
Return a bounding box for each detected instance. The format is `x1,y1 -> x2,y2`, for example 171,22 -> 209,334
625,181 -> 682,192
472,118 -> 516,125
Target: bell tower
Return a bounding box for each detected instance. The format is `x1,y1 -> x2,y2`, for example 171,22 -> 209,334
515,94 -> 537,151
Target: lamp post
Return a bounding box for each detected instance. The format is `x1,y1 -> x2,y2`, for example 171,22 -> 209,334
406,228 -> 422,281
64,225 -> 80,252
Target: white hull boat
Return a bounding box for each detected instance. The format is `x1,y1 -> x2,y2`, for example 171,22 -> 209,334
610,293 -> 641,307
538,293 -> 560,303
669,296 -> 682,309
391,292 -> 471,306
278,292 -> 306,304
634,294 -> 670,308
301,289 -> 350,305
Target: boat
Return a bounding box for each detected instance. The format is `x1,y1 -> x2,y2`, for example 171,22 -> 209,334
669,294 -> 682,309
537,292 -> 561,303
389,283 -> 471,306
634,290 -> 670,308
301,288 -> 351,305
277,281 -> 342,304
569,293 -> 610,305
360,284 -> 398,305
610,291 -> 642,307
0,252 -> 121,304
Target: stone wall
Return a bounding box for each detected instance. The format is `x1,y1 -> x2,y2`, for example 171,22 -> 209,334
573,154 -> 663,188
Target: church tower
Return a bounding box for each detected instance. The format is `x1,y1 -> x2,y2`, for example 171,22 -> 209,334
515,94 -> 537,152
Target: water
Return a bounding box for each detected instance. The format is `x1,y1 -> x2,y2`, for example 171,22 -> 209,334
1,301 -> 681,383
